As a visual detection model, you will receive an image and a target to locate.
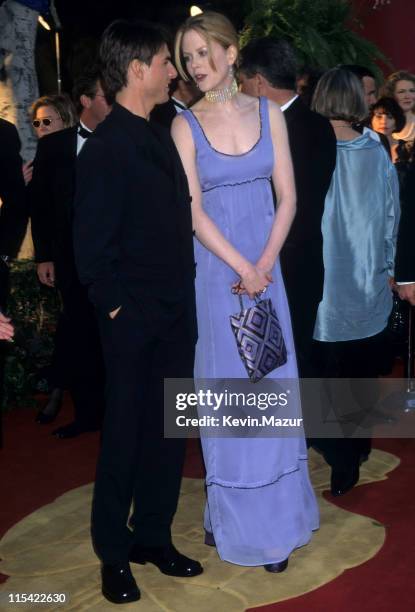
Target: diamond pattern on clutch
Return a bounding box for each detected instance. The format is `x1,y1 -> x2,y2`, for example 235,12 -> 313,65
230,298 -> 287,383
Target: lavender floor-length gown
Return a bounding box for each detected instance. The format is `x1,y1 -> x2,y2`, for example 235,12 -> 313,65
182,97 -> 319,566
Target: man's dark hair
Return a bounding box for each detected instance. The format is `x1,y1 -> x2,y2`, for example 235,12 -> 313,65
297,67 -> 324,108
239,37 -> 297,91
99,19 -> 169,99
72,65 -> 103,115
342,65 -> 375,82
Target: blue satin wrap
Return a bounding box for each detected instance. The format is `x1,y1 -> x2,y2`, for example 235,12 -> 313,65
314,133 -> 400,342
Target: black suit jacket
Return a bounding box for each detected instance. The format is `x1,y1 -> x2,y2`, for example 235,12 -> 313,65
0,118 -> 27,257
395,162 -> 415,282
150,99 -> 179,129
280,98 -> 336,372
30,125 -> 78,289
73,103 -> 196,336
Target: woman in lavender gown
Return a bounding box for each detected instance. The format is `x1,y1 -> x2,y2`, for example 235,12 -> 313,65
172,11 -> 318,571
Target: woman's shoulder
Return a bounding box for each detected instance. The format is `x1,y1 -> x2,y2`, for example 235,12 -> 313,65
171,111 -> 195,147
264,97 -> 282,115
261,97 -> 285,132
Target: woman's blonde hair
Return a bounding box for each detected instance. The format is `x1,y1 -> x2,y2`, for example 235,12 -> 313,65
174,11 -> 239,81
382,70 -> 415,109
312,67 -> 367,124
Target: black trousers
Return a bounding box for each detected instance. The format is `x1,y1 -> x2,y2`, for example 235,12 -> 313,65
58,280 -> 105,428
46,312 -> 70,389
309,330 -> 392,469
291,299 -> 320,378
92,298 -> 195,564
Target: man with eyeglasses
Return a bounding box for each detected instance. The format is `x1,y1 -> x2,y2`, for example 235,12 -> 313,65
30,66 -> 112,439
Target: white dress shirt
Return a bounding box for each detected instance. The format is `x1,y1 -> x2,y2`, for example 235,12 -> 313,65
77,120 -> 92,155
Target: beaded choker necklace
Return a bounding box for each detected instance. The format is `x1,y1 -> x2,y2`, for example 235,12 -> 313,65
205,78 -> 238,103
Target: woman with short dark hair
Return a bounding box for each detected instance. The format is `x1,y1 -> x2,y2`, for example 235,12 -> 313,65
313,67 -> 368,124
370,96 -> 408,163
370,99 -> 415,328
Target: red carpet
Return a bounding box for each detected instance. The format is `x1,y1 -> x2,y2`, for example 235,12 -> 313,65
1,396 -> 415,611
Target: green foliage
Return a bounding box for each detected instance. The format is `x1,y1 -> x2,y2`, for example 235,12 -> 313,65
241,0 -> 390,79
2,260 -> 61,411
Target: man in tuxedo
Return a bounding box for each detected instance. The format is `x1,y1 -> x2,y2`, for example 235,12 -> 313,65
30,67 -> 111,438
73,20 -> 202,604
239,38 -> 336,377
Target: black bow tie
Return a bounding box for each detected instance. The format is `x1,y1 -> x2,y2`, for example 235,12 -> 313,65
78,125 -> 92,139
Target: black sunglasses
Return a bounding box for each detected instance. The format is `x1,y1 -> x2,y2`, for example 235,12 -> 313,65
32,118 -> 54,128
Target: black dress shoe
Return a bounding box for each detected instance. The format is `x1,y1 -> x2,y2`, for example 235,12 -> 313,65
129,544 -> 203,577
330,465 -> 360,497
52,422 -> 99,439
35,388 -> 63,424
264,558 -> 289,573
101,564 -> 140,604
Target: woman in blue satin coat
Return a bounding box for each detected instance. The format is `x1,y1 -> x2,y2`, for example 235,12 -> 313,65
311,67 -> 400,496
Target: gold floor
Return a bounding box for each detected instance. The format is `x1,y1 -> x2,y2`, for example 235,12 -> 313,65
0,449 -> 399,611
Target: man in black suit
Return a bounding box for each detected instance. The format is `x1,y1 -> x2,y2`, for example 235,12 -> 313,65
0,118 -> 28,308
0,118 -> 27,444
73,20 -> 202,604
239,38 -> 336,377
396,161 -> 415,303
30,68 -> 111,438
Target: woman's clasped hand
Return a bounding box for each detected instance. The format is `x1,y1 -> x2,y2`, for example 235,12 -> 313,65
231,264 -> 273,298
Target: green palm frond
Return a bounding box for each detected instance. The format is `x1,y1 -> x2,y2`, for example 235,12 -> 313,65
241,0 -> 391,79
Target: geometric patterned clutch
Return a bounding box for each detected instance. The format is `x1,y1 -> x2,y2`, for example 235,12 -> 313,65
230,295 -> 287,383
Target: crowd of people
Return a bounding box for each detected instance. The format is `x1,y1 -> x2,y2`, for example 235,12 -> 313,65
0,9 -> 414,605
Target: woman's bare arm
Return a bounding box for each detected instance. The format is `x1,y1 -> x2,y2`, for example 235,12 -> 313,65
255,101 -> 297,275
